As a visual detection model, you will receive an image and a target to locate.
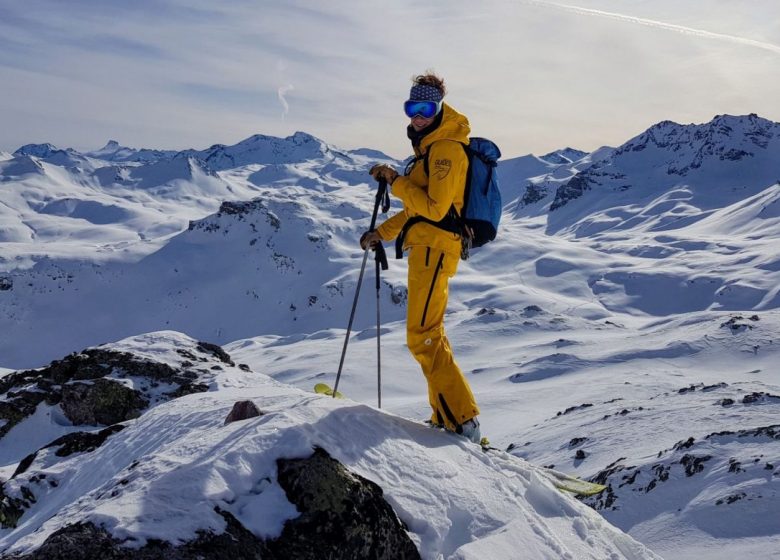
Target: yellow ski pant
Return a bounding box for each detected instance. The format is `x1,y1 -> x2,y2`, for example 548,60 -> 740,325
406,246 -> 480,431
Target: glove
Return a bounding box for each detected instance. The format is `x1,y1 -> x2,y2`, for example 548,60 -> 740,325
360,230 -> 382,250
369,164 -> 398,185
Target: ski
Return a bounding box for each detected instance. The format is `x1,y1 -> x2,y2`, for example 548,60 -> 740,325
481,445 -> 606,496
315,393 -> 604,496
314,382 -> 345,399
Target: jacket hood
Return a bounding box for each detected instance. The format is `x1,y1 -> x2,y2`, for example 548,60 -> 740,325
417,103 -> 471,153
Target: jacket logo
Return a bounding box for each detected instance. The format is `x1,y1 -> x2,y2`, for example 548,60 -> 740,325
433,158 -> 451,181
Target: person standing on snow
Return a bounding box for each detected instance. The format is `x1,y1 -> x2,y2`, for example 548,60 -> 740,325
361,72 -> 481,443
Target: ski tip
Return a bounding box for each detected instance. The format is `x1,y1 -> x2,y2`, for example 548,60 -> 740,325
314,383 -> 344,399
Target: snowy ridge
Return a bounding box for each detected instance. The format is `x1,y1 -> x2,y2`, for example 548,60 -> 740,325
0,332 -> 660,559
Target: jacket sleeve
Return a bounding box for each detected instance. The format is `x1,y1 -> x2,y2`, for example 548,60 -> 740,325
376,210 -> 408,241
391,140 -> 467,222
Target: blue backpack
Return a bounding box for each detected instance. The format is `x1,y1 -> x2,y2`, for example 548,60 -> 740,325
395,137 -> 502,259
458,138 -> 502,248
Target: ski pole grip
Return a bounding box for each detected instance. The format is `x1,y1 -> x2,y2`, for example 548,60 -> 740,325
375,244 -> 388,271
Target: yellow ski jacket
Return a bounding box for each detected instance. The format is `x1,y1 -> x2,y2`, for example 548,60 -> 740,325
376,103 -> 470,257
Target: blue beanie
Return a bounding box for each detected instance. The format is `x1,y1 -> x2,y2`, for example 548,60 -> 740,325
409,83 -> 443,102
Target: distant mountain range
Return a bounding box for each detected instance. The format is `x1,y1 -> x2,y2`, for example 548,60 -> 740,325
1,115 -> 779,368
1,114 -> 779,559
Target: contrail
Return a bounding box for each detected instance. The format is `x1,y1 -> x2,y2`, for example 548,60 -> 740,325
524,0 -> 780,56
277,84 -> 294,119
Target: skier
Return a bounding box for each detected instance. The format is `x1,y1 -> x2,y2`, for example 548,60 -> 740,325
362,72 -> 481,443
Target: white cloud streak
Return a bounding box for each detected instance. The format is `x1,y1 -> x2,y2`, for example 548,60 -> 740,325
525,0 -> 780,56
277,85 -> 294,119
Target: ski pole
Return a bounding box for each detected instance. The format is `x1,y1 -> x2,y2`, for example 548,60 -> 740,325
333,179 -> 390,398
375,236 -> 387,408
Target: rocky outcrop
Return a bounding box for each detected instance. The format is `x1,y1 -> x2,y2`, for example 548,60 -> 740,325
2,425 -> 128,529
5,509 -> 268,560
60,379 -> 148,425
224,401 -> 262,425
7,447 -> 420,560
550,174 -> 593,210
520,183 -> 548,205
270,447 -> 420,560
0,342 -> 224,439
13,425 -> 126,478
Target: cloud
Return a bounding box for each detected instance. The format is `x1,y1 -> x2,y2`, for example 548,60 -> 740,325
278,85 -> 295,119
1,0 -> 779,158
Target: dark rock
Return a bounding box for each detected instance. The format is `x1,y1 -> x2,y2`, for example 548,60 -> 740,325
238,364 -> 251,372
271,447 -> 420,560
521,305 -> 544,316
166,383 -> 210,399
1,343 -> 231,440
12,425 -> 126,478
0,485 -> 25,528
550,174 -> 592,210
720,316 -> 755,332
742,392 -> 780,405
557,403 -> 593,417
224,401 -> 262,425
680,454 -> 712,477
520,183 -> 547,205
673,437 -> 695,451
716,492 -> 747,506
702,382 -> 728,392
0,276 -> 12,291
568,437 -> 588,448
7,509 -> 270,559
575,450 -> 587,460
7,449 -> 420,559
61,379 -> 148,425
728,458 -> 744,474
196,342 -> 235,366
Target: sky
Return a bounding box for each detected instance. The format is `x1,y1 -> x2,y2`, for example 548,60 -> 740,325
1,0 -> 779,160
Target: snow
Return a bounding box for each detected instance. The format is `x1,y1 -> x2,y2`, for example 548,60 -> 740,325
0,333 -> 659,559
1,115 -> 779,558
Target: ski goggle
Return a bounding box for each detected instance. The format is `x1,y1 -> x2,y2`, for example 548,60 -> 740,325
404,100 -> 442,119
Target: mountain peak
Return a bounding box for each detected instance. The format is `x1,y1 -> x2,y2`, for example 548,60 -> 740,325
13,143 -> 60,158
540,147 -> 589,165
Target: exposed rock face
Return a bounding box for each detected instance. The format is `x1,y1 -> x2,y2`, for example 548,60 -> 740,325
60,379 -> 148,426
13,425 -> 127,478
7,447 -> 420,560
224,400 -> 262,425
550,174 -> 592,210
2,425 -> 128,529
6,509 -> 268,560
585,424 -> 780,511
520,183 -> 548,205
270,447 -> 420,560
0,342 -> 222,439
0,485 -> 25,529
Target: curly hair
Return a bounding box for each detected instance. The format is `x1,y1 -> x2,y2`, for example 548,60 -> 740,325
412,71 -> 446,97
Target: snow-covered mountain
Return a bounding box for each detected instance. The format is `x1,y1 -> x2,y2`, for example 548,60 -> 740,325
0,115 -> 779,559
